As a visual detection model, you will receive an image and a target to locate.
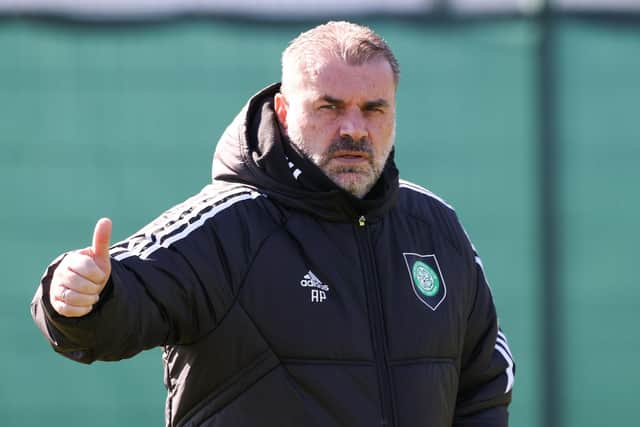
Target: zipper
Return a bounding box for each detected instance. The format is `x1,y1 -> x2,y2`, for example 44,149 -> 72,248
355,215 -> 395,426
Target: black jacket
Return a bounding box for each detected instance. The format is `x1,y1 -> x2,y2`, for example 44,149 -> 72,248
32,84 -> 514,427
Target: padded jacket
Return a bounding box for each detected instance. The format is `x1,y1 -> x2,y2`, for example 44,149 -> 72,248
31,83 -> 515,427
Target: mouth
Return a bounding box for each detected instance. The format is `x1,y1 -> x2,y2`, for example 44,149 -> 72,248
330,150 -> 371,164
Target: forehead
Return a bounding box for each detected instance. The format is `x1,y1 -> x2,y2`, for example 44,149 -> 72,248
294,55 -> 396,104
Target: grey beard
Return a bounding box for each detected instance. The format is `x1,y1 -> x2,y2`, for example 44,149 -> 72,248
289,133 -> 388,198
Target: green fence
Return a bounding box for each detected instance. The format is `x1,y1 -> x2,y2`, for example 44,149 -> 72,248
1,17 -> 638,427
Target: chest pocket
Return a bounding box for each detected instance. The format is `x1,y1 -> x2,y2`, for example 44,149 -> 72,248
373,220 -> 469,362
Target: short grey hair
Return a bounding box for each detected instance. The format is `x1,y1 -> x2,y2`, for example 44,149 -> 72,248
281,21 -> 400,94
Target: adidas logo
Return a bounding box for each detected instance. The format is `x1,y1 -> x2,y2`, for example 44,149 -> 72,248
300,270 -> 329,303
300,270 -> 329,291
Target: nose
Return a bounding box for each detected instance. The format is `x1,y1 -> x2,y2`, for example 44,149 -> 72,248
339,108 -> 368,141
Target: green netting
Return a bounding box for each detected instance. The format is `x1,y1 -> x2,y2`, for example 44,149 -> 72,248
557,19 -> 640,427
2,16 -> 637,427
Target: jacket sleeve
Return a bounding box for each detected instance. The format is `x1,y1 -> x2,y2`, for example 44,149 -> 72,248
453,239 -> 515,426
30,189 -> 252,364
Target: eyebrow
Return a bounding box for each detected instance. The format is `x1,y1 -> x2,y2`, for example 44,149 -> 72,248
321,95 -> 345,107
320,95 -> 389,110
363,99 -> 390,110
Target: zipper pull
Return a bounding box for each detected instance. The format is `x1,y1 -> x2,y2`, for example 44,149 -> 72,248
358,215 -> 366,227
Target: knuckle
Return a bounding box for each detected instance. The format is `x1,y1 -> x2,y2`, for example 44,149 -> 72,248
52,298 -> 87,318
85,280 -> 101,295
93,271 -> 106,285
91,281 -> 103,293
70,291 -> 85,306
75,293 -> 94,307
71,256 -> 90,272
52,266 -> 66,283
64,252 -> 84,267
57,256 -> 71,270
55,271 -> 71,286
67,253 -> 88,270
50,284 -> 62,301
54,300 -> 67,315
75,282 -> 90,295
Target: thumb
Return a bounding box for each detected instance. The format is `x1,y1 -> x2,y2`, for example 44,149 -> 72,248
92,217 -> 112,270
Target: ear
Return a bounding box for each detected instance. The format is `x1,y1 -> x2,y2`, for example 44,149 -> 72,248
274,92 -> 288,130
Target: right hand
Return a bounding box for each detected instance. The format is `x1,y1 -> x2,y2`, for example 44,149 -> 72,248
49,218 -> 113,317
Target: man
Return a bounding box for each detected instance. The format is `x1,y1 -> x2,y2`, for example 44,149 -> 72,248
32,21 -> 515,426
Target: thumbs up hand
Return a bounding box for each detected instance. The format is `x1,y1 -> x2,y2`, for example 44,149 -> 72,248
50,218 -> 113,318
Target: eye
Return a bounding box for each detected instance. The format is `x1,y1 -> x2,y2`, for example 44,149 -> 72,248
319,104 -> 337,111
364,105 -> 385,114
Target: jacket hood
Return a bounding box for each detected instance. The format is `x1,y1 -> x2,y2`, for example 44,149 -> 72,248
211,83 -> 399,223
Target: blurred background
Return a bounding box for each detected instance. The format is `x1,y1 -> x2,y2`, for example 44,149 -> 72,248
1,0 -> 638,426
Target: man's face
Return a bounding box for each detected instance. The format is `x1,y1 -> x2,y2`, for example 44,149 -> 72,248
275,55 -> 396,198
